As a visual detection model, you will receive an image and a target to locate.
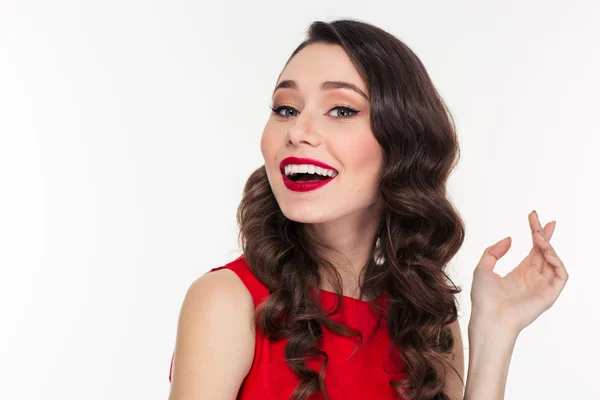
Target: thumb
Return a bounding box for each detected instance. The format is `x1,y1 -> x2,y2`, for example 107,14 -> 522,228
475,236 -> 512,273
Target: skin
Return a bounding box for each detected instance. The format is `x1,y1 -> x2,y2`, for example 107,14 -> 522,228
465,213 -> 568,399
168,43 -> 568,400
261,43 -> 384,299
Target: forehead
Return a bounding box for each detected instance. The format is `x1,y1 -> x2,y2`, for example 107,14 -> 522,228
277,43 -> 368,95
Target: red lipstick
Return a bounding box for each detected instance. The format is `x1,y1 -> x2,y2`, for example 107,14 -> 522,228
279,157 -> 338,193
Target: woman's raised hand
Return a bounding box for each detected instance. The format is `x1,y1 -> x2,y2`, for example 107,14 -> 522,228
470,210 -> 569,336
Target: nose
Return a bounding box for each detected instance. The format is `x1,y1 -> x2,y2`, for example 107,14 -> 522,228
286,111 -> 322,148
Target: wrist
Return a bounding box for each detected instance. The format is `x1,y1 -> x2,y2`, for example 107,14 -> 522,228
465,325 -> 517,400
469,307 -> 521,335
468,315 -> 520,347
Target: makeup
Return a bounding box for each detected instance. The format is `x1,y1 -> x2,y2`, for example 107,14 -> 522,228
279,156 -> 338,192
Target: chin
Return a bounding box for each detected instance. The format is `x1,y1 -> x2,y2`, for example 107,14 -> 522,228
279,204 -> 338,224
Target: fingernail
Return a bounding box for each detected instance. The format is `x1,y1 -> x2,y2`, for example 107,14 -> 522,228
533,210 -> 538,217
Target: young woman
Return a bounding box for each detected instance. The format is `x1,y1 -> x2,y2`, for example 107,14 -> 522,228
167,19 -> 568,400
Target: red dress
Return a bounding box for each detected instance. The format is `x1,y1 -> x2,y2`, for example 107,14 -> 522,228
169,255 -> 407,399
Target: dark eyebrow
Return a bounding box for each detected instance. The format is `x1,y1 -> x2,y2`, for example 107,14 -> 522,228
272,80 -> 369,100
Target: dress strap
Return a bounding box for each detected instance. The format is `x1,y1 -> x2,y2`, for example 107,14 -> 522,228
208,254 -> 270,308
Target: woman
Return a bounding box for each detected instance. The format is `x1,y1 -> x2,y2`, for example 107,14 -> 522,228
168,19 -> 568,400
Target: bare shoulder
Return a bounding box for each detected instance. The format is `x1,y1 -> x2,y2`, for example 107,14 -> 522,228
185,268 -> 255,312
169,268 -> 256,400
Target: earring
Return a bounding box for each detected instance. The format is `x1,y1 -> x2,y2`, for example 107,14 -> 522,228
374,237 -> 385,266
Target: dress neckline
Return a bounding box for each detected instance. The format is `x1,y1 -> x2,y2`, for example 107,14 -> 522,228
319,287 -> 383,304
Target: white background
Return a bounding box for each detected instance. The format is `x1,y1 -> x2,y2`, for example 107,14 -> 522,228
1,1 -> 598,399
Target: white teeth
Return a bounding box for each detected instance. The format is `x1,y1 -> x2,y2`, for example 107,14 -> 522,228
283,164 -> 338,178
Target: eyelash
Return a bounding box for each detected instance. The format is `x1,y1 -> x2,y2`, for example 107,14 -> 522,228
269,104 -> 360,119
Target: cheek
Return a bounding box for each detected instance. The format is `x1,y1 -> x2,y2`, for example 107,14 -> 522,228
339,134 -> 382,172
260,127 -> 280,175
260,129 -> 273,160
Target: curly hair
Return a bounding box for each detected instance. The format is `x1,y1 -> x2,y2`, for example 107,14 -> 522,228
236,18 -> 465,400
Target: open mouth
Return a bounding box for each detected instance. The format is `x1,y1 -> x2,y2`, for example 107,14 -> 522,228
285,172 -> 333,182
281,165 -> 338,183
279,157 -> 339,189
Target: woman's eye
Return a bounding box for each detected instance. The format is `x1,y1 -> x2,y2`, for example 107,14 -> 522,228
271,105 -> 298,118
270,105 -> 359,119
327,106 -> 359,118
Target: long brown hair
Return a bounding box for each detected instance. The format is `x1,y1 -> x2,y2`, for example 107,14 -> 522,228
236,18 -> 465,400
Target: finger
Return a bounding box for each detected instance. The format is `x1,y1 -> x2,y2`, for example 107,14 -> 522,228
528,210 -> 547,272
529,211 -> 558,273
533,230 -> 564,280
533,229 -> 560,257
475,236 -> 512,273
529,221 -> 556,257
543,250 -> 569,292
541,245 -> 569,301
545,221 -> 556,241
529,210 -> 544,234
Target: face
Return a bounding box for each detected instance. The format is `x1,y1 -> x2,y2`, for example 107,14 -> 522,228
261,43 -> 383,224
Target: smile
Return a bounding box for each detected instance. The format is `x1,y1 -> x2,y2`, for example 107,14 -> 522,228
279,157 -> 338,192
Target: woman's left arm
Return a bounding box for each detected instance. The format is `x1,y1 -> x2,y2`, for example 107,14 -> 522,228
445,210 -> 569,400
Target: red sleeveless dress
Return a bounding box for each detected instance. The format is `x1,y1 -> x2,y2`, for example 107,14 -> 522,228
169,255 -> 407,399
